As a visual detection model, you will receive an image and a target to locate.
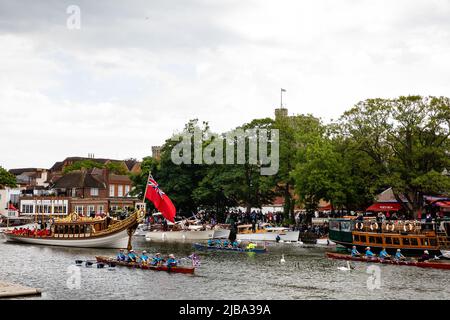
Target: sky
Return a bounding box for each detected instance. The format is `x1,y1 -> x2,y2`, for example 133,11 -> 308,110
1,0 -> 450,169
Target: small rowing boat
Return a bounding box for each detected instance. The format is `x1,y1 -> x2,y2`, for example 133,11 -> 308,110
95,256 -> 195,274
326,252 -> 450,270
193,243 -> 267,253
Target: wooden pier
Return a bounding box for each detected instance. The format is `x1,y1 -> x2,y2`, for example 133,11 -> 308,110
0,281 -> 41,298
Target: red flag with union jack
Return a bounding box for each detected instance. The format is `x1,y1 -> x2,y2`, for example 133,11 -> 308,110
145,175 -> 176,223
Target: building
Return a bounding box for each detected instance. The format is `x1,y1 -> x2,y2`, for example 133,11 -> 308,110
0,187 -> 21,219
152,146 -> 162,160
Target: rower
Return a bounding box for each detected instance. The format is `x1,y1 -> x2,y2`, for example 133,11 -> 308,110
394,249 -> 406,261
150,253 -> 163,266
140,250 -> 150,265
246,241 -> 256,250
166,254 -> 178,267
365,247 -> 375,258
379,248 -> 391,260
127,249 -> 138,262
419,250 -> 430,262
215,239 -> 222,247
232,240 -> 239,248
223,240 -> 229,247
207,239 -> 214,247
116,249 -> 126,261
351,246 -> 361,257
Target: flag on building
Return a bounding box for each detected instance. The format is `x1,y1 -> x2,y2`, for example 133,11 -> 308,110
145,175 -> 176,223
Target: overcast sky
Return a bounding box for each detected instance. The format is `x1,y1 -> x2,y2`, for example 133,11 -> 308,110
1,0 -> 450,169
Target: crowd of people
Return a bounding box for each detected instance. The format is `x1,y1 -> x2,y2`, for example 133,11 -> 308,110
11,227 -> 51,237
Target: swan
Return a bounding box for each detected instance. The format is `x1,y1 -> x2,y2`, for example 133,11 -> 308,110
280,254 -> 286,264
337,261 -> 353,271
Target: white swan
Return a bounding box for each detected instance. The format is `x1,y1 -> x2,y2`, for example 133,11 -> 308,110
280,254 -> 286,264
337,261 -> 352,271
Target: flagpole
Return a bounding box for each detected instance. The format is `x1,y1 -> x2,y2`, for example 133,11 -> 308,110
280,88 -> 282,107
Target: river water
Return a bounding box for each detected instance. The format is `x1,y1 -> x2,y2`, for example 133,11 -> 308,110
0,235 -> 448,300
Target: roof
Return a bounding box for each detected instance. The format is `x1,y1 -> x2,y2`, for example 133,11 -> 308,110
376,188 -> 408,203
9,168 -> 43,175
52,170 -> 106,189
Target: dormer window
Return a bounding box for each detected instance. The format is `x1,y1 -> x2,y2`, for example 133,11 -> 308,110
91,188 -> 99,196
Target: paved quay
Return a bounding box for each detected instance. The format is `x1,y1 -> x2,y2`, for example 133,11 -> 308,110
0,281 -> 41,299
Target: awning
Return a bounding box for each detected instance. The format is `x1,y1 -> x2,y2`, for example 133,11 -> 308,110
318,204 -> 333,211
366,202 -> 402,212
435,201 -> 450,208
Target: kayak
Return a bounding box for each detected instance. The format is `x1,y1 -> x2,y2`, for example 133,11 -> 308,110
95,256 -> 195,274
326,252 -> 450,270
193,243 -> 267,253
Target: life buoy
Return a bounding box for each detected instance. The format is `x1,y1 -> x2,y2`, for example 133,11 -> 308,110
356,222 -> 364,230
385,223 -> 395,232
403,222 -> 413,232
370,222 -> 379,231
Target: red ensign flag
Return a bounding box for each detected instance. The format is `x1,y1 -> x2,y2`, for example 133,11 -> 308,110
145,176 -> 176,223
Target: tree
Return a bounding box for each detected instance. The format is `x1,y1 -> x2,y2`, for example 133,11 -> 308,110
0,166 -> 16,188
63,160 -> 104,174
339,96 -> 450,217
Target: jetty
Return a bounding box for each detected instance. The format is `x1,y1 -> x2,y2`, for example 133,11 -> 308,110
0,281 -> 41,298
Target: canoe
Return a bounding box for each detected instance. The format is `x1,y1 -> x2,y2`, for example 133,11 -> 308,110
193,243 -> 267,253
95,256 -> 195,274
326,252 -> 450,270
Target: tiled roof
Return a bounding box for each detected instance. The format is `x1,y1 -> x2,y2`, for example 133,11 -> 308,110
52,170 -> 106,189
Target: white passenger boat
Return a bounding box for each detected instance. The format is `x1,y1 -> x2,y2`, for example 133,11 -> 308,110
145,227 -> 230,241
3,211 -> 143,249
316,237 -> 336,246
236,224 -> 300,242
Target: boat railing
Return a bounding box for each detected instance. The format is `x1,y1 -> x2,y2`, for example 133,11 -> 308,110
354,220 -> 434,235
93,213 -> 137,237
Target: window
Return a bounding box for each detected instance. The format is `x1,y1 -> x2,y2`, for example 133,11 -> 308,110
21,204 -> 34,214
385,237 -> 392,245
110,205 -> 119,212
360,235 -> 367,243
72,188 -> 77,197
393,238 -> 400,245
403,238 -> 410,246
369,236 -> 375,244
109,185 -> 115,197
98,205 -> 104,214
90,188 -> 99,197
118,185 -> 123,197
87,206 -> 95,215
125,185 -> 130,197
353,235 -> 360,242
375,237 -> 383,244
411,238 -> 418,246
329,221 -> 340,231
75,206 -> 84,215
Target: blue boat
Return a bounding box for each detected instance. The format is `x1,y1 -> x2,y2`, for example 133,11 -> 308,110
193,243 -> 267,253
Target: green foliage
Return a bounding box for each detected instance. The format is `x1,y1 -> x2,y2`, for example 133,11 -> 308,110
63,160 -> 104,174
105,162 -> 128,175
0,166 -> 16,188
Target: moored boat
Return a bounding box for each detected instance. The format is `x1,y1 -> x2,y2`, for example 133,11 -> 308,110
193,243 -> 267,253
326,252 -> 450,270
3,211 -> 144,249
95,256 -> 195,274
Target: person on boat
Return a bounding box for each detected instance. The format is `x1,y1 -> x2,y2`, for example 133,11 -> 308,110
394,249 -> 406,261
116,249 -> 127,262
246,242 -> 257,250
275,235 -> 281,243
419,250 -> 430,262
207,239 -> 214,247
232,240 -> 239,248
379,248 -> 391,260
150,253 -> 163,266
215,239 -> 222,247
166,254 -> 178,267
351,246 -> 361,257
365,247 -> 375,258
223,240 -> 229,247
127,249 -> 138,262
140,250 -> 150,265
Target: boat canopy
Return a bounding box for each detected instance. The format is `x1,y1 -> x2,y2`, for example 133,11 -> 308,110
366,202 -> 402,212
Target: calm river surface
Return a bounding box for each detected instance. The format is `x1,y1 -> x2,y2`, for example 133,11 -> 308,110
0,235 -> 448,300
